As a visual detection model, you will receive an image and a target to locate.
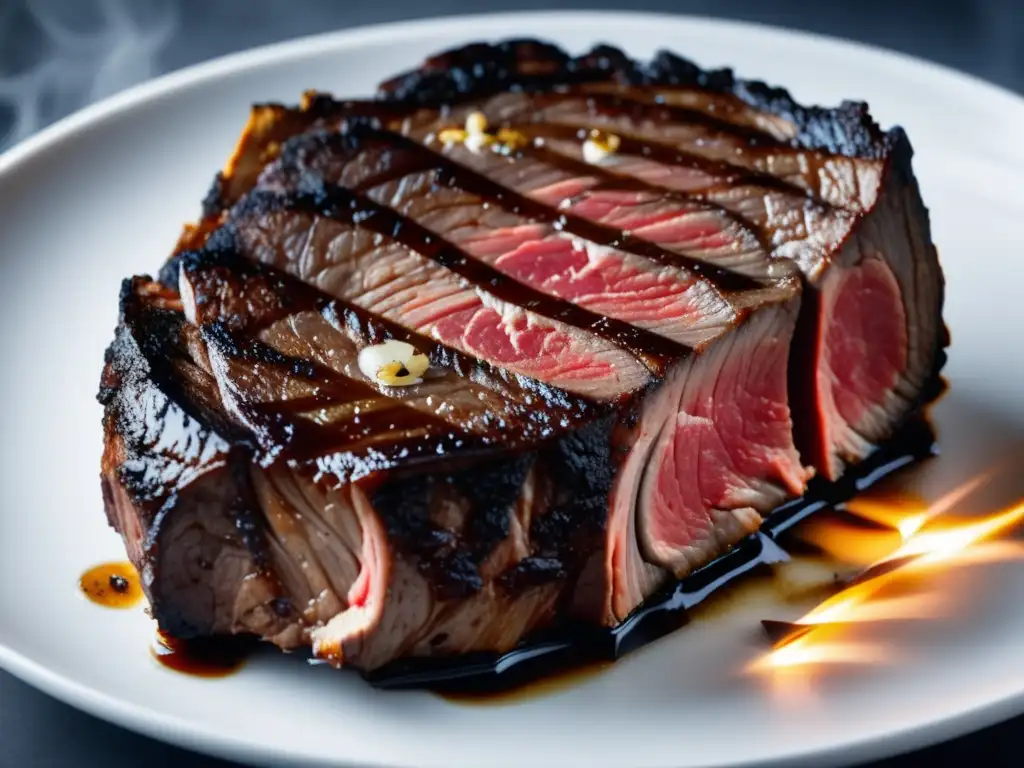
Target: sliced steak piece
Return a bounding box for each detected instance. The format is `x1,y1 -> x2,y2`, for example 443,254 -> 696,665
795,140 -> 945,478
411,123 -> 854,280
98,279 -> 290,643
605,293 -> 802,621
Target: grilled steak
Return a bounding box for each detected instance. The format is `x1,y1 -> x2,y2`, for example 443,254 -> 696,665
98,39 -> 946,674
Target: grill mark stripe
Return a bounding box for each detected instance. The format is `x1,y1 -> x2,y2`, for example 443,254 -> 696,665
566,82 -> 794,133
273,183 -> 686,369
249,393 -> 384,413
517,142 -> 775,253
503,121 -> 824,204
351,124 -> 761,293
314,287 -> 612,416
533,91 -> 787,147
193,289 -> 485,459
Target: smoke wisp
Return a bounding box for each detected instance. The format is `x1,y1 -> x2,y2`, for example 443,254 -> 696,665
0,0 -> 178,150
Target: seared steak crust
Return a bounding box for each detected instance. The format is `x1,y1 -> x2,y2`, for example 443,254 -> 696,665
375,39 -> 892,158
99,38 -> 946,675
99,280 -> 281,638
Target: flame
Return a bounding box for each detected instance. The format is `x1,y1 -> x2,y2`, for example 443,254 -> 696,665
798,471 -> 995,567
749,474 -> 1024,688
891,506 -> 1024,564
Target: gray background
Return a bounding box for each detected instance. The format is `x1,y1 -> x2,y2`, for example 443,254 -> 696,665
0,0 -> 1021,765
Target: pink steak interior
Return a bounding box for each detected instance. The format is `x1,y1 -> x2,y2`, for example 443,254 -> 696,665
814,257 -> 909,479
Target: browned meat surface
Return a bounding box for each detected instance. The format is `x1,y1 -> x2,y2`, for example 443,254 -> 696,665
99,39 -> 946,675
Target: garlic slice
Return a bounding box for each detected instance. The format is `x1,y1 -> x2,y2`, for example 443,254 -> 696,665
463,110 -> 492,154
464,131 -> 493,153
465,111 -> 488,136
438,128 -> 468,145
357,340 -> 430,387
582,129 -> 622,165
495,128 -> 529,151
435,113 -> 528,155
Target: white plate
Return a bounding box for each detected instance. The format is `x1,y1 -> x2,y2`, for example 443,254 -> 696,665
2,10 -> 1024,768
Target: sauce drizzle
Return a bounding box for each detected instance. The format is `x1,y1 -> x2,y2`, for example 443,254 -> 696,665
78,561 -> 143,609
151,631 -> 252,678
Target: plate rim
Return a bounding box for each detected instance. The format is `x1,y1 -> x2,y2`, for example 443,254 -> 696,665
3,8 -> 1024,178
3,10 -> 1024,767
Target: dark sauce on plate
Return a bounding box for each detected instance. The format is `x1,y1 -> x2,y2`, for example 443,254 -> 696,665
151,631 -> 253,678
79,562 -> 143,609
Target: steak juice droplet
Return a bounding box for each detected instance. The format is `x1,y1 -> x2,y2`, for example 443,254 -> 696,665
79,562 -> 143,609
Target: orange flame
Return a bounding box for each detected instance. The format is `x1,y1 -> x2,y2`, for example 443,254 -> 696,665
749,474 -> 1024,687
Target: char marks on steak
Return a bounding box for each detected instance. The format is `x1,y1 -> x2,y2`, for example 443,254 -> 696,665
99,38 -> 946,674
